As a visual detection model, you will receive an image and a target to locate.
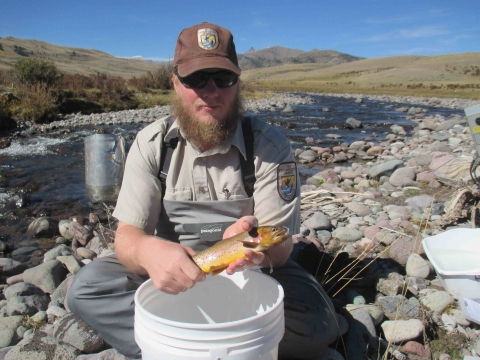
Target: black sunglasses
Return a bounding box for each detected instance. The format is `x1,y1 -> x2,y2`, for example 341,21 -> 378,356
176,70 -> 238,89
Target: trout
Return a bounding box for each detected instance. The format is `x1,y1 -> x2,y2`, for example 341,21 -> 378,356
192,226 -> 289,275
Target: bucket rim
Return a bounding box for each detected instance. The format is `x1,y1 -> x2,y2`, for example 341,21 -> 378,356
422,228 -> 480,275
134,270 -> 284,329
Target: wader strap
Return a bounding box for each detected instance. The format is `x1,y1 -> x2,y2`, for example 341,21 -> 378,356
158,117 -> 256,197
158,118 -> 178,196
240,117 -> 256,198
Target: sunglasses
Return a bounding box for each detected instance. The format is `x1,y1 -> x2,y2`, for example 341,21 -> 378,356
176,70 -> 238,89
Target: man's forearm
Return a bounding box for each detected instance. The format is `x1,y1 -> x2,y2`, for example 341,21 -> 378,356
115,222 -> 158,275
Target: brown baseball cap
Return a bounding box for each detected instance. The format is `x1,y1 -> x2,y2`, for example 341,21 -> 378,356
174,22 -> 241,77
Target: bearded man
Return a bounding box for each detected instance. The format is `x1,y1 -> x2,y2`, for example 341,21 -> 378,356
67,22 -> 339,359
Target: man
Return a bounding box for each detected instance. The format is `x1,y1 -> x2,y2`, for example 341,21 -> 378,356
67,22 -> 339,359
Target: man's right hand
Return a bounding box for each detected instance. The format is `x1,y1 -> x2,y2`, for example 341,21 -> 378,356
115,222 -> 206,295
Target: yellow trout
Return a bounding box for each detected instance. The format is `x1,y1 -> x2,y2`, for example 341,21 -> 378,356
192,226 -> 289,275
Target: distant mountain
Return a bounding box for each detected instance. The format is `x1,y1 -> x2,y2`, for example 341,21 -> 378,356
238,46 -> 363,70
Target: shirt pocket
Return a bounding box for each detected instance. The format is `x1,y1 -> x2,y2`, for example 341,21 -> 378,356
226,187 -> 249,200
164,187 -> 192,201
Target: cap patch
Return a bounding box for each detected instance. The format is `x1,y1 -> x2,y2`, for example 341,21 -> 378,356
197,28 -> 219,50
277,162 -> 297,202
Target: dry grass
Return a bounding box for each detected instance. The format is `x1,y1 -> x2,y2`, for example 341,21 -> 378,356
0,37 -> 159,78
243,52 -> 480,99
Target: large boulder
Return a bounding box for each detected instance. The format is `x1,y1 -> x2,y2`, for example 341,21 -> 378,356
0,316 -> 23,348
53,313 -> 105,353
6,293 -> 50,316
23,260 -> 68,294
5,331 -> 81,360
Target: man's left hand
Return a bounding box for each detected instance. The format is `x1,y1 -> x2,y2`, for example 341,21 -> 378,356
223,216 -> 265,275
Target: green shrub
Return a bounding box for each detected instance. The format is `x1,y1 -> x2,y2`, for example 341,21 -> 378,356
128,65 -> 173,92
10,83 -> 57,123
10,58 -> 62,87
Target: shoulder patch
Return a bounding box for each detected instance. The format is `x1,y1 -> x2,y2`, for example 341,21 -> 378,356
277,162 -> 297,202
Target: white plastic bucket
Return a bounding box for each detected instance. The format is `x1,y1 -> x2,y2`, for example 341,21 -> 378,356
422,228 -> 480,324
134,270 -> 285,360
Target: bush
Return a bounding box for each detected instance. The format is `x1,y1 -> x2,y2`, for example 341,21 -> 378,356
10,83 -> 57,123
10,58 -> 62,87
128,65 -> 173,92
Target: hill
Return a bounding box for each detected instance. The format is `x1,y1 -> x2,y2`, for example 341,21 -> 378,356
238,46 -> 362,70
0,37 -> 159,78
242,52 -> 480,99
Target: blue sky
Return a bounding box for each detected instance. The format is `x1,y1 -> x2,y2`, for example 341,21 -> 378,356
1,0 -> 478,61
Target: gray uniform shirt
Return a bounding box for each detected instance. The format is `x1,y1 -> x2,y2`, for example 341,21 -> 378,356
113,115 -> 300,239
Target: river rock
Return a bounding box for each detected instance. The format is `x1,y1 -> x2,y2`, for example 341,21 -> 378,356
344,202 -> 371,217
0,258 -> 28,277
76,348 -> 131,360
406,254 -> 430,278
23,260 -> 68,294
381,319 -> 424,343
44,244 -> 70,262
26,217 -> 59,238
85,237 -> 106,256
68,222 -> 93,246
345,304 -> 384,325
369,160 -> 404,179
390,236 -> 424,265
366,146 -> 384,157
332,227 -> 364,242
302,212 -> 331,230
429,152 -> 455,171
75,247 -> 97,260
377,295 -> 421,319
403,341 -> 428,357
5,331 -> 81,360
6,293 -> 50,316
4,282 -> 46,300
53,313 -> 105,353
377,273 -> 404,296
0,316 -> 23,347
346,118 -> 363,129
420,291 -> 454,312
389,167 -> 416,187
58,219 -> 74,240
298,150 -> 317,163
56,256 -> 81,275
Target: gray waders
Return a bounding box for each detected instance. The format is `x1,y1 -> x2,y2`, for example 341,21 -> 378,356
67,195 -> 339,359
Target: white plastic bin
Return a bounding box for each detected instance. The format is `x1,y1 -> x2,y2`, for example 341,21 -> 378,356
134,270 -> 285,360
422,228 -> 480,324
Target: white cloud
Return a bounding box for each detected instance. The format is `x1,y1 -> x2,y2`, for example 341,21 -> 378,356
399,26 -> 449,38
359,26 -> 449,42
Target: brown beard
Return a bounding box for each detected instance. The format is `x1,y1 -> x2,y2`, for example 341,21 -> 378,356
171,88 -> 244,150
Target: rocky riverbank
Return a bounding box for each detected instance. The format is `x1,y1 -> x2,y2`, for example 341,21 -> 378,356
1,93 -> 480,359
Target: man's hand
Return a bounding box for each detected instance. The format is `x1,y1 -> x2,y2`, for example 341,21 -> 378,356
115,222 -> 206,295
222,216 -> 265,275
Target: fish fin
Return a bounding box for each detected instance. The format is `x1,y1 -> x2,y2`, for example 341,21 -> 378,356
210,268 -> 225,276
240,240 -> 261,249
208,264 -> 227,276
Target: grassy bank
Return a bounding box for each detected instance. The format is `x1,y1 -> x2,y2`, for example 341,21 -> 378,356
250,79 -> 480,100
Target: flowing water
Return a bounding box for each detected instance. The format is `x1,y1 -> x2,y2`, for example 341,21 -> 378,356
0,94 -> 465,251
